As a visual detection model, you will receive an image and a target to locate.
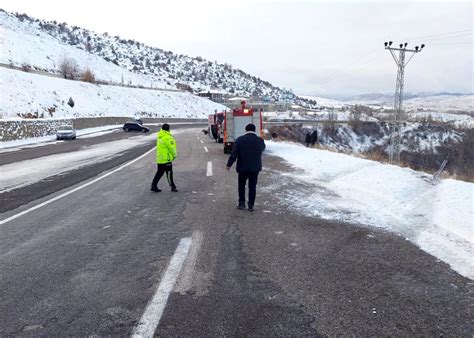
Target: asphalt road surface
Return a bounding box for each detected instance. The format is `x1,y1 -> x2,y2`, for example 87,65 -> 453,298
0,124 -> 203,213
0,128 -> 471,336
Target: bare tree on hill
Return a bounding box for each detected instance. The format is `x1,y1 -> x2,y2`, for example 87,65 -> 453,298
59,57 -> 79,79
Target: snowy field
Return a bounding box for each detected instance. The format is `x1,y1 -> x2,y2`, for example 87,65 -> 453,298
404,95 -> 474,112
300,95 -> 347,108
0,67 -> 225,118
0,128 -> 195,193
346,94 -> 474,112
265,141 -> 474,279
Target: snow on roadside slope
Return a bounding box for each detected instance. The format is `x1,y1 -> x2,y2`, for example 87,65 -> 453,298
0,67 -> 226,118
265,141 -> 474,279
0,128 -> 193,193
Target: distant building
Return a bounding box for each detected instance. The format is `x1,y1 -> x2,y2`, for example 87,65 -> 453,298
279,89 -> 295,103
197,90 -> 225,103
262,96 -> 275,103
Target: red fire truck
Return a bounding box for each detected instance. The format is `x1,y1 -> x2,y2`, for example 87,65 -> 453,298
208,110 -> 225,143
223,101 -> 263,153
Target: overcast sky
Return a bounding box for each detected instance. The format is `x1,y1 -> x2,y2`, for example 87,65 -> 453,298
1,0 -> 472,97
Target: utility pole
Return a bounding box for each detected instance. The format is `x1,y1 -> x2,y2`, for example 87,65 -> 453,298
384,41 -> 425,162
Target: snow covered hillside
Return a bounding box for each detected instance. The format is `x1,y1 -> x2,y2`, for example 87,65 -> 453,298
0,9 -> 226,119
0,10 -> 171,89
269,123 -> 473,181
265,141 -> 474,279
0,67 -> 225,119
0,10 -> 315,108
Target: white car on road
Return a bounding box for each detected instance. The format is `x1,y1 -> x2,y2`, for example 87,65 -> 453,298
56,125 -> 76,140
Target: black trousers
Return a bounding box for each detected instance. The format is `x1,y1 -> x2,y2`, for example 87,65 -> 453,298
238,172 -> 259,207
151,162 -> 176,189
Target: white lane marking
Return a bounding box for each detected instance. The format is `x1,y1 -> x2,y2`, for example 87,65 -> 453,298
206,161 -> 213,177
200,140 -> 203,144
0,147 -> 156,225
204,146 -> 208,152
132,237 -> 192,338
174,231 -> 203,294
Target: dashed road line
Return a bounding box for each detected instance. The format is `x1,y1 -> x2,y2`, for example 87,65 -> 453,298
200,140 -> 204,144
206,161 -> 213,177
132,237 -> 192,338
174,231 -> 203,294
0,147 -> 156,225
204,146 -> 209,153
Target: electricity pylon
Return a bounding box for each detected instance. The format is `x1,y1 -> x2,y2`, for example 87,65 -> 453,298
384,41 -> 425,162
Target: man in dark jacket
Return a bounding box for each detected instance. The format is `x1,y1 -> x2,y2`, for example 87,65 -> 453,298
310,129 -> 318,147
305,132 -> 311,147
226,123 -> 266,212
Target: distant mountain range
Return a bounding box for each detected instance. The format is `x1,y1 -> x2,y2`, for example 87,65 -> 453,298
301,92 -> 473,113
339,92 -> 473,104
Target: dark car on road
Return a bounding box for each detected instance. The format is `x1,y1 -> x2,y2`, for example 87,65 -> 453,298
123,122 -> 149,133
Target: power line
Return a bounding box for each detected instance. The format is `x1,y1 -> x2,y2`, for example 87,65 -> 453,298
316,30 -> 471,88
428,41 -> 473,46
419,32 -> 473,43
403,29 -> 473,41
321,49 -> 380,84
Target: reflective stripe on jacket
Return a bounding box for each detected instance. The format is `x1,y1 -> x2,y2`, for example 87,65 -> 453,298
156,129 -> 177,164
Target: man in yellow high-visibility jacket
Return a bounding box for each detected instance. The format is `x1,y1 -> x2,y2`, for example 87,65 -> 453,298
151,123 -> 178,192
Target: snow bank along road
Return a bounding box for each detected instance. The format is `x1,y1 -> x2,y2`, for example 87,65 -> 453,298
0,129 -> 471,336
266,142 -> 474,280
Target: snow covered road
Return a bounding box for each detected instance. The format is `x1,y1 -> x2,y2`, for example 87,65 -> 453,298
266,141 -> 474,279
